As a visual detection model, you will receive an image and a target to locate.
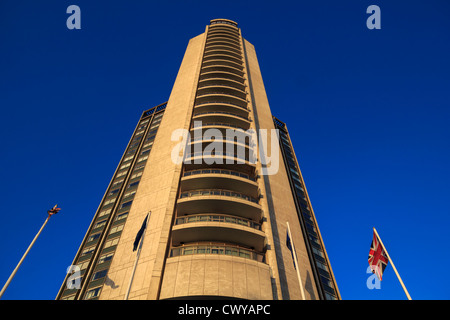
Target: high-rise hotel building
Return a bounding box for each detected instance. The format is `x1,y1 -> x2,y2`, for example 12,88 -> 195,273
57,19 -> 340,300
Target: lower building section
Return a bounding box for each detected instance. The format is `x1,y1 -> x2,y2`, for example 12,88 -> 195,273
159,254 -> 273,300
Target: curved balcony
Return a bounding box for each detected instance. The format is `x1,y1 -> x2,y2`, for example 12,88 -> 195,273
202,59 -> 243,71
208,27 -> 240,38
204,49 -> 242,61
198,78 -> 246,92
180,168 -> 258,197
209,22 -> 239,32
207,34 -> 241,44
203,54 -> 243,66
204,44 -> 242,57
190,121 -> 252,135
206,39 -> 241,52
194,102 -> 248,118
195,94 -> 247,111
176,214 -> 261,230
199,70 -> 245,84
208,30 -> 240,38
188,135 -> 254,151
207,34 -> 241,46
170,242 -> 264,262
183,151 -> 257,174
177,188 -> 260,220
209,23 -> 239,32
186,139 -> 255,172
179,189 -> 258,203
192,111 -> 250,129
193,110 -> 249,121
208,27 -> 239,36
183,162 -> 256,178
188,125 -> 256,156
189,128 -> 255,147
209,25 -> 239,34
201,65 -> 244,78
171,216 -> 265,252
197,85 -> 246,100
210,19 -> 239,28
210,18 -> 238,26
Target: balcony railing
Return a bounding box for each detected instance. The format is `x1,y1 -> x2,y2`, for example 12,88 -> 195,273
207,36 -> 241,47
189,135 -> 255,148
183,168 -> 256,181
193,111 -> 249,121
207,32 -> 240,41
184,150 -> 256,165
179,189 -> 259,204
170,242 -> 264,262
175,214 -> 261,230
196,93 -> 247,104
190,121 -> 249,131
204,44 -> 242,56
194,99 -> 248,111
202,59 -> 243,70
204,49 -> 242,60
198,81 -> 245,92
200,65 -> 244,77
205,40 -> 241,52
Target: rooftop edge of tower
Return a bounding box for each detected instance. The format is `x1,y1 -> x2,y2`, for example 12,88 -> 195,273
209,19 -> 238,28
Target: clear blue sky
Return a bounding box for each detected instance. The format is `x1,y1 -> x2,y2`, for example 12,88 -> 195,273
0,0 -> 449,300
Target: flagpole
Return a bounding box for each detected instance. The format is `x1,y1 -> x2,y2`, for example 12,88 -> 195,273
124,212 -> 151,300
0,205 -> 60,299
373,227 -> 412,300
286,221 -> 306,300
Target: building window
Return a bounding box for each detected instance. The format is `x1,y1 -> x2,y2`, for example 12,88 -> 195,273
98,252 -> 114,264
98,208 -> 111,217
137,155 -> 148,162
128,181 -> 140,189
93,220 -> 107,229
134,163 -> 146,171
108,189 -> 120,196
123,190 -> 136,198
92,269 -> 108,281
142,141 -> 153,148
119,162 -> 131,170
130,171 -> 143,180
78,260 -> 90,270
88,233 -> 101,242
81,246 -> 95,256
85,287 -> 101,300
116,170 -> 127,178
104,237 -> 119,249
123,154 -> 134,162
103,197 -> 117,206
116,212 -> 129,221
112,178 -> 124,187
120,200 -> 133,209
109,224 -> 124,235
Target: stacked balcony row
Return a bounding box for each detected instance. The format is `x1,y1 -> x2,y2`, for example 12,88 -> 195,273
169,23 -> 265,263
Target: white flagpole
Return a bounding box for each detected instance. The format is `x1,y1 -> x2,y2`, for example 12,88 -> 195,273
286,221 -> 306,300
124,212 -> 151,300
0,205 -> 60,299
373,227 -> 412,300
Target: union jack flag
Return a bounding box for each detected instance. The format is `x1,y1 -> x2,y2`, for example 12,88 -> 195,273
368,231 -> 389,281
47,204 -> 61,216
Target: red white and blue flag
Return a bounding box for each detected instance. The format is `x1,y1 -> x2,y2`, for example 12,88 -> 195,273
368,231 -> 389,281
